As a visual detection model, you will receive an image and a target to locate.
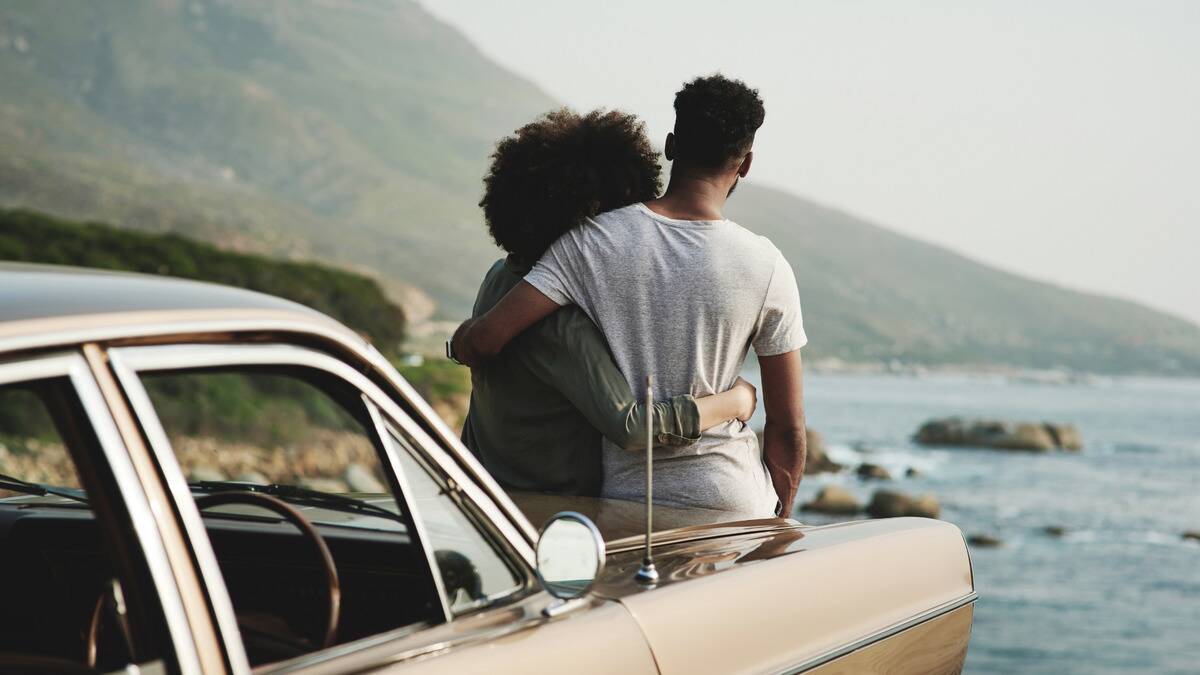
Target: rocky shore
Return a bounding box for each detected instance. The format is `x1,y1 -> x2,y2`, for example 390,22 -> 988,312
801,485 -> 941,520
915,416 -> 1083,452
0,429 -> 391,497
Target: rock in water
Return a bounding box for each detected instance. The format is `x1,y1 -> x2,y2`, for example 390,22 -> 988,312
804,429 -> 842,474
865,489 -> 940,519
1183,530 -> 1200,543
856,463 -> 892,480
866,490 -> 911,518
967,534 -> 1004,548
905,467 -> 922,478
759,428 -> 841,474
908,494 -> 941,518
914,416 -> 1082,452
1044,423 -> 1083,451
1043,525 -> 1067,538
801,485 -> 861,515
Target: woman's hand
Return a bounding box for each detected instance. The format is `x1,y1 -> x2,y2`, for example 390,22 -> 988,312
732,376 -> 758,422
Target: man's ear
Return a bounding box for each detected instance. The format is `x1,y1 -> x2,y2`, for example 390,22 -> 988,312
664,132 -> 676,161
738,151 -> 753,178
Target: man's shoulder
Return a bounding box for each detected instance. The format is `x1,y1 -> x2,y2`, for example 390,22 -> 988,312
721,218 -> 785,257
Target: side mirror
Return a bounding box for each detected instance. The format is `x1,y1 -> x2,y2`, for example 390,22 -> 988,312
535,511 -> 605,600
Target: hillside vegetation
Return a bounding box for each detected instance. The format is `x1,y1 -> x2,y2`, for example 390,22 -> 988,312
2,1 -> 1198,374
0,209 -> 406,351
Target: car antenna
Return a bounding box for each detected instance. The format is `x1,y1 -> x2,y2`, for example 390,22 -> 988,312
635,375 -> 659,586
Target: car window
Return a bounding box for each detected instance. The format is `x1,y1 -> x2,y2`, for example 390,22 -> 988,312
0,377 -> 172,673
139,367 -> 444,666
383,424 -> 524,615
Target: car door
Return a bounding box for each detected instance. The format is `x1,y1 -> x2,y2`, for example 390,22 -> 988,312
0,351 -> 205,674
109,342 -> 658,675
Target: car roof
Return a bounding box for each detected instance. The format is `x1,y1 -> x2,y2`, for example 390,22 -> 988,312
0,263 -> 318,322
0,263 -> 351,354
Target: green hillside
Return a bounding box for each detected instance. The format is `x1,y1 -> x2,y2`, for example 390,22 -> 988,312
0,208 -> 406,351
1,0 -> 1198,374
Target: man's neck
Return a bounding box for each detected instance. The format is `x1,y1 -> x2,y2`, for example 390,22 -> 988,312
644,173 -> 734,221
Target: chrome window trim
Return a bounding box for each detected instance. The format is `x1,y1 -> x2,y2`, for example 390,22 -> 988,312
377,418 -> 531,616
0,314 -> 540,548
0,353 -> 203,675
111,343 -> 534,563
363,398 -> 454,622
769,591 -> 978,675
108,349 -> 252,675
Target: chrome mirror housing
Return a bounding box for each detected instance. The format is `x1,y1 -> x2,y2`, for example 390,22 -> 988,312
535,511 -> 605,600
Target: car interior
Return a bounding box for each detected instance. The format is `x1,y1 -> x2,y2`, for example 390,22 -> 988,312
0,365 -> 506,672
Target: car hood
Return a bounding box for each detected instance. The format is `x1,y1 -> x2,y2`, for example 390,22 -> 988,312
508,491 -> 800,553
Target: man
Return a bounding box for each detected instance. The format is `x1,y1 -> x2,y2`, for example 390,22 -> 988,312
453,75 -> 807,516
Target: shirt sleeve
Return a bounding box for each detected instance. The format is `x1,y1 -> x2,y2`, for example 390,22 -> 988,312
531,311 -> 701,449
753,248 -> 807,356
523,234 -> 581,307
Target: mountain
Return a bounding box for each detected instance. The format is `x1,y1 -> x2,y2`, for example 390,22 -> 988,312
0,0 -> 555,309
727,186 -> 1200,373
2,0 -> 1198,374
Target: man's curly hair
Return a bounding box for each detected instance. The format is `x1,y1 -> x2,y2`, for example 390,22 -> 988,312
480,109 -> 662,263
672,74 -> 765,170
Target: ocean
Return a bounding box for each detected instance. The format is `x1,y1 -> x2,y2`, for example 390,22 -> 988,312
745,372 -> 1200,674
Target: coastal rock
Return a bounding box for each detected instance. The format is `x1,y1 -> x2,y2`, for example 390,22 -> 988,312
856,463 -> 892,480
1043,525 -> 1067,538
905,467 -> 922,478
865,489 -> 940,519
1183,530 -> 1200,543
344,463 -> 386,493
907,494 -> 941,519
759,429 -> 841,474
1045,424 -> 1083,451
804,429 -> 842,474
801,485 -> 860,515
967,534 -> 1004,548
914,417 -> 1083,452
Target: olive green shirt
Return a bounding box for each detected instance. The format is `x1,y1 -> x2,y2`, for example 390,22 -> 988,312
462,257 -> 701,497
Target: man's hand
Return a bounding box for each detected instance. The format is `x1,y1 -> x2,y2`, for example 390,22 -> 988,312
448,281 -> 562,368
449,318 -> 482,367
731,376 -> 758,422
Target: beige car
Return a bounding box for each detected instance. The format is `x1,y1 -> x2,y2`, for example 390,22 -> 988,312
0,264 -> 976,675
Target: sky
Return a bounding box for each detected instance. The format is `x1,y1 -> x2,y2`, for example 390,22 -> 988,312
422,0 -> 1200,325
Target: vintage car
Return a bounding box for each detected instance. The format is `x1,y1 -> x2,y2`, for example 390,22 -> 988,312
0,263 -> 976,674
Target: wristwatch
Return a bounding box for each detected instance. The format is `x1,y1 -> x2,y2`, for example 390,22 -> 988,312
445,339 -> 464,366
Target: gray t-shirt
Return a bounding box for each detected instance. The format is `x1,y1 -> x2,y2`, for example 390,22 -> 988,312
525,203 -> 806,517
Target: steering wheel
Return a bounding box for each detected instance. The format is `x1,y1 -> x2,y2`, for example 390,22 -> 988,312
83,492 -> 340,665
194,492 -> 341,650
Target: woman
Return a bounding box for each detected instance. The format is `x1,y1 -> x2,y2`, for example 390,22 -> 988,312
461,109 -> 756,496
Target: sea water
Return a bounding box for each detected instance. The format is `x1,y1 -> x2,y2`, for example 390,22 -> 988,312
744,372 -> 1200,675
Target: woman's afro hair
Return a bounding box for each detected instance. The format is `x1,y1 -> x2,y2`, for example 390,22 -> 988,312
480,108 -> 662,263
671,74 -> 765,169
